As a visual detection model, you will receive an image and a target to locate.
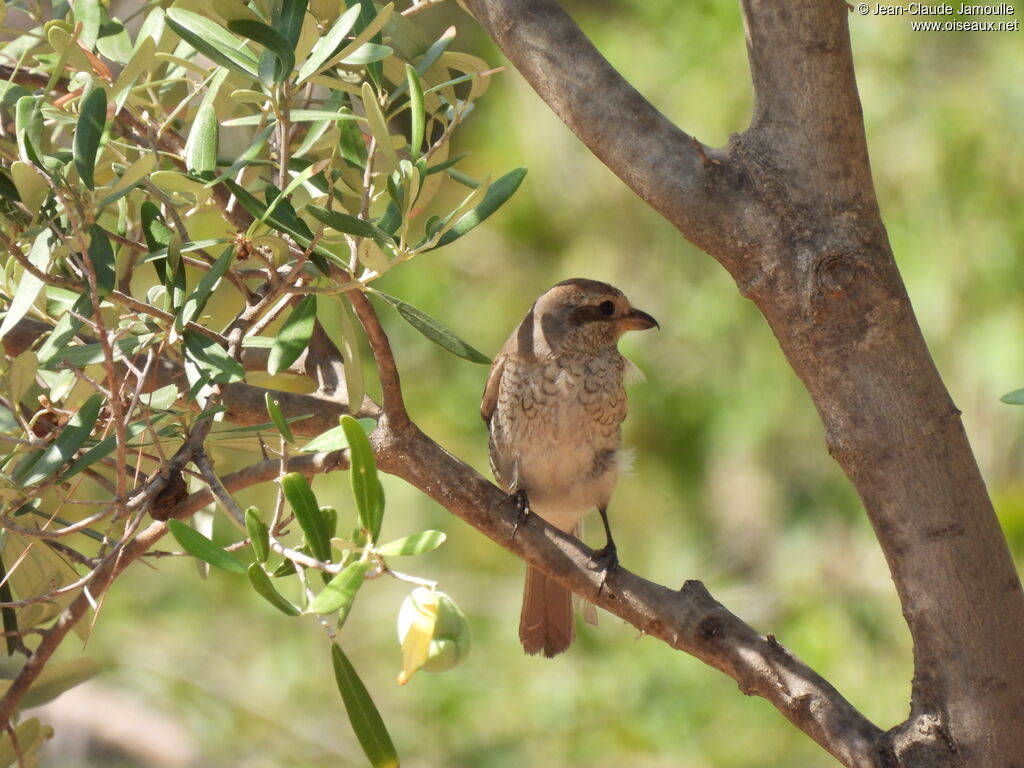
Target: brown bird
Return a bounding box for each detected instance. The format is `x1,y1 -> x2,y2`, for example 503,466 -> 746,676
481,278 -> 658,657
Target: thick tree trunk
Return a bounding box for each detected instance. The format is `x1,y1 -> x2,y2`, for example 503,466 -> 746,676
463,0 -> 1024,764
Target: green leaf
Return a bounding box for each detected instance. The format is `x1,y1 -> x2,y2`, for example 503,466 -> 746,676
373,291 -> 490,365
331,643 -> 399,768
227,18 -> 295,83
97,153 -> 157,209
15,658 -> 100,709
185,103 -> 219,180
307,559 -> 368,614
361,81 -> 398,170
404,64 -> 424,159
340,414 -> 382,541
0,229 -> 51,341
176,246 -> 234,331
15,96 -> 44,165
301,424 -> 349,452
36,294 -> 92,370
296,4 -> 362,84
183,331 -> 246,383
247,563 -> 301,615
280,472 -> 332,562
268,296 -> 317,375
434,167 -> 527,248
264,392 -> 295,443
1000,389 -> 1024,405
207,123 -> 274,185
60,420 -> 151,482
74,87 -> 107,189
54,335 -> 147,367
165,8 -> 259,79
377,530 -> 446,557
86,224 -> 116,296
14,393 -> 103,487
277,0 -> 309,48
306,205 -> 393,245
221,110 -> 361,127
340,42 -> 391,65
168,519 -> 247,574
246,508 -> 271,563
319,296 -> 368,415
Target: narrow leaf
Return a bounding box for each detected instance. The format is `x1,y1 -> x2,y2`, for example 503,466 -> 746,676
332,643 -> 399,768
268,295 -> 317,375
176,245 -> 234,331
405,64 -> 424,159
15,95 -> 43,165
307,559 -> 368,614
373,291 -> 490,364
340,414 -> 382,541
185,103 -> 219,180
165,9 -> 259,79
0,230 -> 50,341
97,153 -> 157,209
277,0 -> 309,48
377,530 -> 446,557
280,472 -> 332,562
246,508 -> 270,563
74,87 -> 107,189
264,392 -> 295,443
360,81 -> 398,169
247,563 -> 301,615
15,393 -> 103,487
86,224 -> 116,296
1000,389 -> 1024,405
306,205 -> 393,244
296,4 -> 361,84
182,331 -> 246,383
227,19 -> 295,82
168,519 -> 247,573
434,167 -> 527,248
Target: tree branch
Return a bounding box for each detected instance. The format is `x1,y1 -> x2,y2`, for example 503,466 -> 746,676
461,0 -> 744,256
373,423 -> 882,767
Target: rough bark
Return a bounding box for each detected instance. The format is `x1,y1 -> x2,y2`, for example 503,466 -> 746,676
462,0 -> 1024,765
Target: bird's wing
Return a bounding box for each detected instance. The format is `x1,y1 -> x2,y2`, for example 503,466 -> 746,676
480,349 -> 507,424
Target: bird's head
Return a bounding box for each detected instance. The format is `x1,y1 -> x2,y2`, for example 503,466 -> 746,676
530,278 -> 658,355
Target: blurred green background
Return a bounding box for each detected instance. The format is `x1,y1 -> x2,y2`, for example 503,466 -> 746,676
38,1 -> 1024,766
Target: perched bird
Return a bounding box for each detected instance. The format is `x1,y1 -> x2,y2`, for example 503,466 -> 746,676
481,278 -> 658,657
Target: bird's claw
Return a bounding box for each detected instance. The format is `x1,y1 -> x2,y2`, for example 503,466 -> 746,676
588,542 -> 619,594
509,490 -> 531,540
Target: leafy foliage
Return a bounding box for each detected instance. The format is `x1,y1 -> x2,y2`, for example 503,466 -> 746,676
0,1 -> 509,763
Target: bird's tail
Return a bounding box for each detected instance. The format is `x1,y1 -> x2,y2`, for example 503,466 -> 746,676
520,566 -> 574,657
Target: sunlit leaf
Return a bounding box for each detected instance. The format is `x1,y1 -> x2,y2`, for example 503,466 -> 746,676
264,392 -> 295,443
331,643 -> 399,768
73,86 -> 107,189
268,295 -> 317,375
373,291 -> 490,364
246,508 -> 271,563
306,205 -> 393,245
14,393 -> 103,487
0,229 -> 50,341
247,563 -> 301,615
165,8 -> 259,79
183,330 -> 245,383
405,64 -> 425,159
176,245 -> 234,331
228,18 -> 295,82
280,472 -> 332,562
296,4 -> 361,84
185,103 -> 219,180
433,167 -> 527,248
361,81 -> 398,170
377,530 -> 446,557
340,414 -> 382,541
168,519 -> 247,573
307,559 -> 368,614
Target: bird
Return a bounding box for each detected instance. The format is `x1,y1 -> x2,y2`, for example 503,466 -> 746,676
481,278 -> 658,657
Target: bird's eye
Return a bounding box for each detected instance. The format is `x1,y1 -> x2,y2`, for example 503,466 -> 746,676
598,300 -> 616,316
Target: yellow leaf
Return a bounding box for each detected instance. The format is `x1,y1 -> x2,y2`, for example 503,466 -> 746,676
397,590 -> 438,685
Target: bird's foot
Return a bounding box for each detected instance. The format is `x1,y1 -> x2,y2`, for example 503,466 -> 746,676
509,490 -> 531,540
588,541 -> 619,594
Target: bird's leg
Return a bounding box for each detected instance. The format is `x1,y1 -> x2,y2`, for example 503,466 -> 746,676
509,489 -> 531,540
589,506 -> 619,591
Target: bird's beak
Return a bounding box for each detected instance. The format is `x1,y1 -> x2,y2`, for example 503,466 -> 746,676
621,307 -> 659,331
